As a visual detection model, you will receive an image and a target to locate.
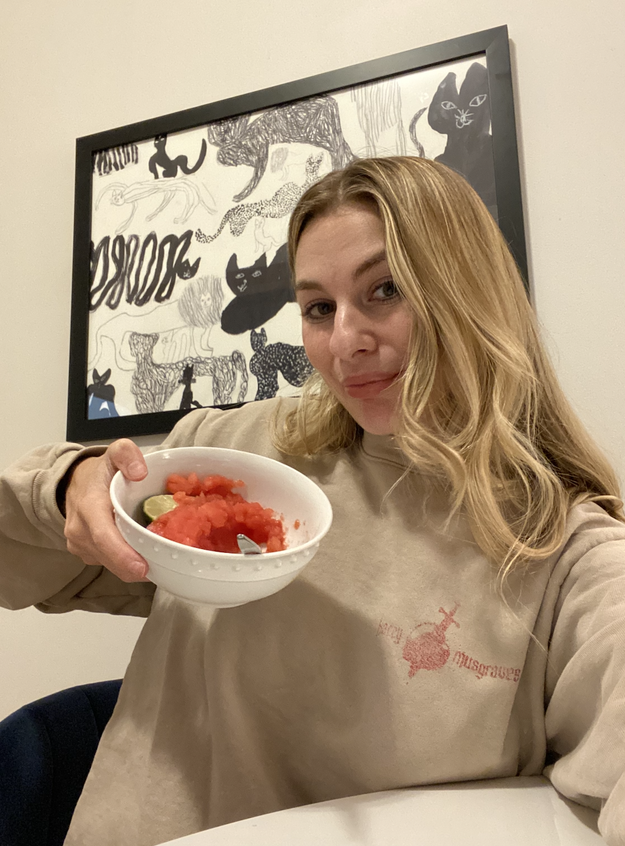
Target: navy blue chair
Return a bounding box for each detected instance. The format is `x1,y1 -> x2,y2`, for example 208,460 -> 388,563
0,679 -> 122,846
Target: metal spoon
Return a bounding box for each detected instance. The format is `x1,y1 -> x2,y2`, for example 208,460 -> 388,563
236,533 -> 262,555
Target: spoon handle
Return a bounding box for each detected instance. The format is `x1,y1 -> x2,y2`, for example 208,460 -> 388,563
236,533 -> 262,555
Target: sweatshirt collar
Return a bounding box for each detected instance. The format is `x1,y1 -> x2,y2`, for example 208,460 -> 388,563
360,431 -> 411,467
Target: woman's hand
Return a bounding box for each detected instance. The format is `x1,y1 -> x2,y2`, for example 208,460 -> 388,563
64,438 -> 150,582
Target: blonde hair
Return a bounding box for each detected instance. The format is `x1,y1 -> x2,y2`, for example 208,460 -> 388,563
275,156 -> 623,577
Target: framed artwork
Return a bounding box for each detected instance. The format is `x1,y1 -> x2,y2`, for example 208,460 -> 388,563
67,24 -> 526,441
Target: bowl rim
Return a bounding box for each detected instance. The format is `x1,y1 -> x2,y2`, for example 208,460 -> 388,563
110,446 -> 333,561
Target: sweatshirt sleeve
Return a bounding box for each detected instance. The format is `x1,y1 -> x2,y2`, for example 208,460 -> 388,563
0,399 -> 286,616
0,442 -> 154,616
544,505 -> 625,845
0,404 -> 243,616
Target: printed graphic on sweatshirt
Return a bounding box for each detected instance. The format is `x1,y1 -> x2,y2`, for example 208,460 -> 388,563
377,603 -> 521,682
402,603 -> 460,677
451,650 -> 521,682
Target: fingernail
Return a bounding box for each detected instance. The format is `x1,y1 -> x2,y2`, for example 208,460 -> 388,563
129,462 -> 145,478
130,561 -> 148,579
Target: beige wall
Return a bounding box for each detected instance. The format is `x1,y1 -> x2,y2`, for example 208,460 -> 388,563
1,1 -> 623,718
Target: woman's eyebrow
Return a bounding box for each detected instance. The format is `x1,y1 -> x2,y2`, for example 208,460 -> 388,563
294,249 -> 388,292
353,249 -> 387,279
293,278 -> 322,293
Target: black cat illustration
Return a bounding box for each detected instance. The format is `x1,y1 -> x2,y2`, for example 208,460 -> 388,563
178,364 -> 203,411
220,244 -> 294,335
149,134 -> 207,179
427,62 -> 496,215
206,96 -> 353,202
87,368 -> 119,419
249,328 -> 314,400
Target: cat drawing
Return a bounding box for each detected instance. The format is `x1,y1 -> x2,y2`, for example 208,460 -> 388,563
195,154 -> 323,245
206,97 -> 353,201
178,363 -> 203,411
149,134 -> 208,179
427,62 -> 496,215
249,328 -> 314,400
87,368 -> 119,419
129,333 -> 248,413
220,244 -> 294,335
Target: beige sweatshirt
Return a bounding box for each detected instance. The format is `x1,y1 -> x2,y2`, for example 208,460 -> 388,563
1,398 -> 624,846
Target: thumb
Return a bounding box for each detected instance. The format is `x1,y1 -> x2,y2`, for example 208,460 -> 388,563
105,438 -> 147,482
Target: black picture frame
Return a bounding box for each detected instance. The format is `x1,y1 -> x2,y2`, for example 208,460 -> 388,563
67,24 -> 526,442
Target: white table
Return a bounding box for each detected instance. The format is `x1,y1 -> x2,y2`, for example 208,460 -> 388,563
160,777 -> 605,845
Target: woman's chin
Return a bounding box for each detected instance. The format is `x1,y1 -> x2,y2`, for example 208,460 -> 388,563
341,396 -> 398,436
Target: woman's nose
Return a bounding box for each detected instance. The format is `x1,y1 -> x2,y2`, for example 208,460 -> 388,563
328,305 -> 375,359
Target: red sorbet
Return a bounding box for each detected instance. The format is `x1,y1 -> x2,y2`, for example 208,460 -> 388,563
147,472 -> 287,553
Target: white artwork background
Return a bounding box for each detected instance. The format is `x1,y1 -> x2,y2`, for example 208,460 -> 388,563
86,55 -> 488,419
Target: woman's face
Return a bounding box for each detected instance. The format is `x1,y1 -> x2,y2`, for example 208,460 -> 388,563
294,204 -> 413,435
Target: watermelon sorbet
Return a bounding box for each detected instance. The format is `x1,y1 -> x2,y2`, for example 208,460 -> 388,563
147,472 -> 287,553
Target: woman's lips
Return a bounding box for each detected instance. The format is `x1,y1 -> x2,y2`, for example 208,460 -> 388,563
343,375 -> 398,399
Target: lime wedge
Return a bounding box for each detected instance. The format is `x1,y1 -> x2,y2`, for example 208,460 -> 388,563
142,494 -> 177,522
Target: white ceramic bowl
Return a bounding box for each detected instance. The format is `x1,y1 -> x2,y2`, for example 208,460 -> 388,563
110,446 -> 333,606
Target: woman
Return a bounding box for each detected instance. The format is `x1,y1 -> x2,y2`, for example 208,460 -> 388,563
1,157 -> 624,846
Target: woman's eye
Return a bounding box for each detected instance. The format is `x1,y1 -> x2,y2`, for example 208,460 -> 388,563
373,279 -> 400,301
301,300 -> 335,322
